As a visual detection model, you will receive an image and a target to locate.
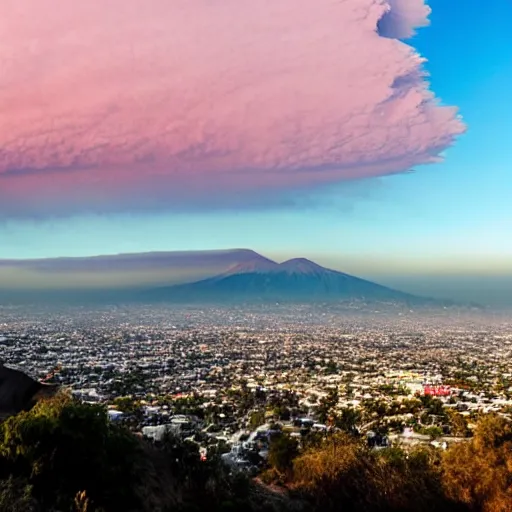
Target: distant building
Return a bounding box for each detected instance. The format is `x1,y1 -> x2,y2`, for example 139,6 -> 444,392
423,385 -> 451,397
142,415 -> 198,441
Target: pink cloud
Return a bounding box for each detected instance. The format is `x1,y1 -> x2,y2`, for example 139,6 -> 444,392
378,0 -> 432,38
0,0 -> 465,216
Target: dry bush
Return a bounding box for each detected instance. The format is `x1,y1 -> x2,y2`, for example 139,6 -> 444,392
291,433 -> 460,512
442,414 -> 512,512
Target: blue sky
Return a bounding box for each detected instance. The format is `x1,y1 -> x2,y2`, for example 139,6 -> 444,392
1,0 -> 511,302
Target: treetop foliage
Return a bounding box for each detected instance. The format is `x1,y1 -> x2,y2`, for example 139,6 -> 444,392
0,397 -> 511,512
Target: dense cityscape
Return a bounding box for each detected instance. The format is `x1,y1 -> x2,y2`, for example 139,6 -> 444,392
2,303 -> 511,475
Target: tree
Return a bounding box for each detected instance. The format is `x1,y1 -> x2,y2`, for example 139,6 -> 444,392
425,426 -> 443,440
292,434 -> 458,512
325,361 -> 337,375
0,395 -> 141,511
446,409 -> 470,438
112,396 -> 139,414
274,405 -> 291,421
268,434 -> 299,475
249,410 -> 265,430
0,396 -> 282,512
316,389 -> 338,425
334,408 -> 361,435
442,414 -> 512,511
0,477 -> 38,512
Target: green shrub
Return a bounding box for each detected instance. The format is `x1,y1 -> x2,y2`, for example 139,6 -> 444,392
0,395 -> 141,511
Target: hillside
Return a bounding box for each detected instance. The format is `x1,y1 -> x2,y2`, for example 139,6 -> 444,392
0,394 -> 509,511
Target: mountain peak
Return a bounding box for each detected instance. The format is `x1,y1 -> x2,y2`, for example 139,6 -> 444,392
278,258 -> 328,275
223,257 -> 336,277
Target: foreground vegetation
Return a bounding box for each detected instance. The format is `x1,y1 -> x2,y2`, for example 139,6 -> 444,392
0,395 -> 511,511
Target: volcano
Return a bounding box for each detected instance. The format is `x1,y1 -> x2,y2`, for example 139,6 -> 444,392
143,256 -> 428,305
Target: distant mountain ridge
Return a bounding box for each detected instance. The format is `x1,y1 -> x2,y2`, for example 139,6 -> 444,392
142,255 -> 431,305
0,249 -> 264,272
0,249 -> 272,292
0,249 -> 449,306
